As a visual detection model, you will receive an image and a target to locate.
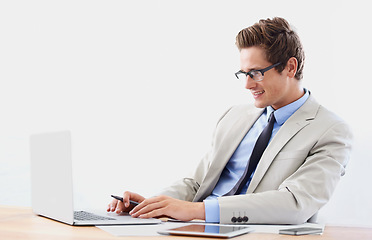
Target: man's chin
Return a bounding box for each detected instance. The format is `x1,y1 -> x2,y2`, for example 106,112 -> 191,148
253,101 -> 268,109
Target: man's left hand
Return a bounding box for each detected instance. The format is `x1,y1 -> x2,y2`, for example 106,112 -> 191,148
129,195 -> 205,221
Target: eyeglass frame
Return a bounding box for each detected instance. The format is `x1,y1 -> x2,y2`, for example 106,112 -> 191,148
235,62 -> 281,82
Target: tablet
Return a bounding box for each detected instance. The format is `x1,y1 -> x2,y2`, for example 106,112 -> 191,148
279,227 -> 323,235
158,224 -> 253,238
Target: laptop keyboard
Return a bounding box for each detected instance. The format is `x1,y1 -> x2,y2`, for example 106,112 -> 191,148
74,211 -> 116,221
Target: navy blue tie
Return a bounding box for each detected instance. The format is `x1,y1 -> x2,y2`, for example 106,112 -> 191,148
225,111 -> 276,196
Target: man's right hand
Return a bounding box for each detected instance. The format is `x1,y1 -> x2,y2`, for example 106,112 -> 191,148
107,191 -> 146,214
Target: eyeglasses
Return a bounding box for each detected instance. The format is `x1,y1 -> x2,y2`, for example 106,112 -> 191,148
235,62 -> 281,82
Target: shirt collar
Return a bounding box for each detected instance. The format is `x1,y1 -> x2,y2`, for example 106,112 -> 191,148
266,88 -> 310,125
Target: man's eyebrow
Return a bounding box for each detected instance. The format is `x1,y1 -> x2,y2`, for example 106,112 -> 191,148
242,64 -> 265,71
241,67 -> 260,72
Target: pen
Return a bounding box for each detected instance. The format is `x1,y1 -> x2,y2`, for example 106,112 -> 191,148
111,195 -> 140,206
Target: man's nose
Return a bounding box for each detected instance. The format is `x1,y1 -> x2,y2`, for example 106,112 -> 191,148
245,75 -> 256,89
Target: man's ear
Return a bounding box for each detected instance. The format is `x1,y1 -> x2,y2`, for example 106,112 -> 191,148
286,57 -> 298,79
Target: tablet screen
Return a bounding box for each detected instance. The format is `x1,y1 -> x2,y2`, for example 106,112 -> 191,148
158,224 -> 252,238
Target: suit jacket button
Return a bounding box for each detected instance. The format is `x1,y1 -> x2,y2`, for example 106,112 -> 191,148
231,217 -> 237,223
243,216 -> 248,222
237,217 -> 242,222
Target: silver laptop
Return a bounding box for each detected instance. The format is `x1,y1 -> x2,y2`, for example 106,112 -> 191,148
30,130 -> 161,226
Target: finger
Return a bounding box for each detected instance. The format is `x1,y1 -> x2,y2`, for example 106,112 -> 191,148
131,201 -> 163,217
115,200 -> 124,213
123,191 -> 145,208
128,201 -> 146,216
130,197 -> 166,217
108,199 -> 118,212
139,208 -> 166,219
123,191 -> 132,208
129,197 -> 156,215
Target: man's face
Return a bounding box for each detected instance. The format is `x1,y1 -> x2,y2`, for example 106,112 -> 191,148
239,46 -> 300,110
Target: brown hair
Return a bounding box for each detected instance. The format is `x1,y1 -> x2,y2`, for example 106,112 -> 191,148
236,17 -> 305,80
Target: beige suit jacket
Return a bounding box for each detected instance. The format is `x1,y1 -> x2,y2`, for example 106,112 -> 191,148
158,94 -> 353,224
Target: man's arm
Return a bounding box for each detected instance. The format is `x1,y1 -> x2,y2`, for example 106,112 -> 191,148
155,154 -> 210,202
108,107 -> 235,221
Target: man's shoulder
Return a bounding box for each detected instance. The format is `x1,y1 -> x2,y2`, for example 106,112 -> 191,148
296,95 -> 351,136
302,94 -> 346,124
317,105 -> 344,122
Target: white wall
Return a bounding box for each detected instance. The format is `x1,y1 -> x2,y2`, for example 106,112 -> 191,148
1,0 -> 370,227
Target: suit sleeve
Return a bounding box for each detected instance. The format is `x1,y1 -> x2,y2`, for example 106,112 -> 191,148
218,120 -> 353,224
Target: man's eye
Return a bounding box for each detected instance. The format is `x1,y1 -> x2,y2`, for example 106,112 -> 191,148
250,71 -> 261,76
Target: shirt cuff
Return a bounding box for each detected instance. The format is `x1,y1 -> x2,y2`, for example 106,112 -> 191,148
203,198 -> 220,223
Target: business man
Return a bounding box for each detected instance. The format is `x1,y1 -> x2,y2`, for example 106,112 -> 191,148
107,17 -> 352,224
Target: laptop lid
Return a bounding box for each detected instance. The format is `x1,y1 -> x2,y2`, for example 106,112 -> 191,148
30,131 -> 161,226
30,131 -> 75,225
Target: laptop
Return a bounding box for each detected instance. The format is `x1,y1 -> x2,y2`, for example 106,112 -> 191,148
30,130 -> 161,226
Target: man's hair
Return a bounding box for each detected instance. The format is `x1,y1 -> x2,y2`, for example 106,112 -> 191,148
236,17 -> 305,80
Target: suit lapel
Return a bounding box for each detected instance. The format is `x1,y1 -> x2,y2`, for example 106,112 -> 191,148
193,107 -> 263,202
247,95 -> 320,193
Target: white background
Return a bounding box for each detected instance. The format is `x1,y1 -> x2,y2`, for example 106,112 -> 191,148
0,0 -> 370,227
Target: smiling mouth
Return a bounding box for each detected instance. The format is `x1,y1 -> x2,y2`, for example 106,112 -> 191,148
252,90 -> 265,97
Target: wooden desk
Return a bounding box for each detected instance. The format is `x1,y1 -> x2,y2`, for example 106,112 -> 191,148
1,205 -> 371,240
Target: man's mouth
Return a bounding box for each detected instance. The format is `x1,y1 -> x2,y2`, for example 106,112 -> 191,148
252,90 -> 265,98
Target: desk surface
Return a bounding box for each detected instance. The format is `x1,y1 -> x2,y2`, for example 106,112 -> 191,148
1,205 -> 371,240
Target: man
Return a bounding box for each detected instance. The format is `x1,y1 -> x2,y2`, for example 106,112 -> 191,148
107,17 -> 352,224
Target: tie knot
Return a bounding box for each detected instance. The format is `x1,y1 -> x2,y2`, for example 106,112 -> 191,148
268,112 -> 276,123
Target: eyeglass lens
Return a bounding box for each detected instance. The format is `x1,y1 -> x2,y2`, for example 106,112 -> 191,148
237,71 -> 264,82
